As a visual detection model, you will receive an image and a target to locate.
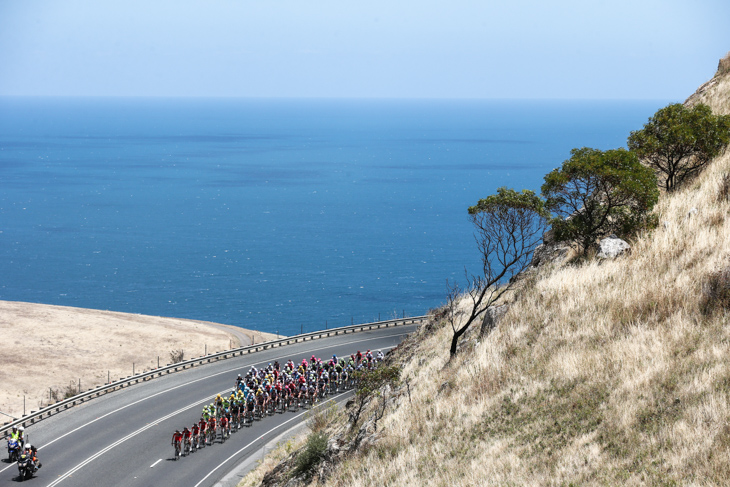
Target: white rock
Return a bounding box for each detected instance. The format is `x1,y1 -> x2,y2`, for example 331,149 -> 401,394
597,236 -> 631,259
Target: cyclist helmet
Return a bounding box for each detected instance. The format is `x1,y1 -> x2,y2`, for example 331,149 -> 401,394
25,444 -> 32,450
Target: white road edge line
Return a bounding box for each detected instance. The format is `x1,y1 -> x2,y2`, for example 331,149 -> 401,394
150,458 -> 162,468
44,393 -> 222,487
28,334 -> 404,484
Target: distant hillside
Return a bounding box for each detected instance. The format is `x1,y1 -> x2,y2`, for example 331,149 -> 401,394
686,51 -> 730,114
239,53 -> 730,487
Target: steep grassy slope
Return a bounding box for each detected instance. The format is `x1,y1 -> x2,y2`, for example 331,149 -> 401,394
241,54 -> 730,487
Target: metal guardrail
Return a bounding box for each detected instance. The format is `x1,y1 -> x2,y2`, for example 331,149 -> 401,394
0,315 -> 428,435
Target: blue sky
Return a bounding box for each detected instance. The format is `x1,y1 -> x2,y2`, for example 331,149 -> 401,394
1,0 -> 728,99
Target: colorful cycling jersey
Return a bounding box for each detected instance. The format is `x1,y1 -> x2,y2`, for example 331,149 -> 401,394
172,432 -> 183,443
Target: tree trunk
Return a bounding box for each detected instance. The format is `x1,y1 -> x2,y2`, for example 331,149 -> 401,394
450,326 -> 468,357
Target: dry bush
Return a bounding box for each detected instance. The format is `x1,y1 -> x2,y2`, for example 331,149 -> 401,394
169,349 -> 185,364
63,380 -> 78,399
719,172 -> 730,202
306,401 -> 341,433
701,267 -> 730,315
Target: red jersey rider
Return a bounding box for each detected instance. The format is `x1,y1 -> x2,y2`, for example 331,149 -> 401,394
171,430 -> 183,449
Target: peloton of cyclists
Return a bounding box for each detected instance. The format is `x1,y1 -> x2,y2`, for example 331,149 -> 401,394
170,348 -> 385,459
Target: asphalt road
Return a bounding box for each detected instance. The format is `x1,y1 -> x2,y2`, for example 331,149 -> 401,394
0,325 -> 417,487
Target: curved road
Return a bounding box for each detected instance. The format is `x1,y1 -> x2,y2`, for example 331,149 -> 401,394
0,325 -> 417,486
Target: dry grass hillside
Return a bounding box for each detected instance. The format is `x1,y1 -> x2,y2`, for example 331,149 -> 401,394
686,51 -> 730,115
240,55 -> 730,486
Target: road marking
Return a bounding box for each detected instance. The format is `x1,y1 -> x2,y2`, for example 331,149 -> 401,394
20,333 -> 405,482
45,395 -> 217,487
150,458 -> 162,468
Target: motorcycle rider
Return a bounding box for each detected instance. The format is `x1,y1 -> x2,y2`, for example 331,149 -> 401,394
24,443 -> 41,469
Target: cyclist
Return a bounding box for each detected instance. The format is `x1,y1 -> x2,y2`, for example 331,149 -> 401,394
256,387 -> 266,416
197,417 -> 207,447
221,395 -> 230,416
207,416 -> 217,444
191,423 -> 200,450
245,390 -> 255,422
377,350 -> 385,361
171,429 -> 183,457
182,427 -> 192,453
219,414 -> 229,439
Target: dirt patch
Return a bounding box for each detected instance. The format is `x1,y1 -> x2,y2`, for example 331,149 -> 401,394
0,300 -> 278,421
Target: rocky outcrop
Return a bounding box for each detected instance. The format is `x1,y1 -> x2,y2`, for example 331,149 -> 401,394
597,236 -> 631,259
528,229 -> 571,269
479,304 -> 508,337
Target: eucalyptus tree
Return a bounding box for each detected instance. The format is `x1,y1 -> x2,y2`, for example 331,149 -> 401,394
628,103 -> 730,192
448,188 -> 549,358
541,147 -> 659,252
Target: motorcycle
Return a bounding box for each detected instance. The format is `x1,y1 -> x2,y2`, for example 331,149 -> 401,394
7,438 -> 20,463
17,452 -> 36,481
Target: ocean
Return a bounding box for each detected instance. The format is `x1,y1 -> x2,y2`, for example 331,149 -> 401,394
0,97 -> 667,335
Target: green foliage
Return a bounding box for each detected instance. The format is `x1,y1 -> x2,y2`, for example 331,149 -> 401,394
354,365 -> 401,401
628,103 -> 730,191
541,147 -> 659,252
468,187 -> 549,218
305,401 -> 339,433
294,431 -> 329,478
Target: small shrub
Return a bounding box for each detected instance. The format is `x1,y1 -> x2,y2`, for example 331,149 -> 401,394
294,431 -> 328,478
305,401 -> 339,433
63,380 -> 78,399
701,267 -> 730,315
719,173 -> 730,203
170,349 -> 185,364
